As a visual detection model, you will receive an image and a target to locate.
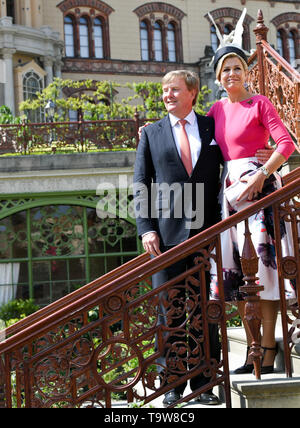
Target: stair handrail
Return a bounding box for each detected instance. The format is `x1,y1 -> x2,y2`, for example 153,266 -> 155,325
260,39 -> 300,84
1,165 -> 297,339
249,9 -> 300,150
1,252 -> 150,338
0,167 -> 299,354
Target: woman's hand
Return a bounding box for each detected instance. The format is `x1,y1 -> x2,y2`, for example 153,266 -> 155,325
237,170 -> 266,202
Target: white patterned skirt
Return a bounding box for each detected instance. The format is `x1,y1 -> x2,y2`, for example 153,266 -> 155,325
210,157 -> 297,302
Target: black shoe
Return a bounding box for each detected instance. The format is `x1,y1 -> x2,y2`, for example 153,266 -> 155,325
234,346 -> 254,374
162,390 -> 181,407
257,345 -> 278,375
195,392 -> 221,406
234,363 -> 254,374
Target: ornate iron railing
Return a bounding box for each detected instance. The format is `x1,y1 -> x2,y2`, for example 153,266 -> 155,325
0,167 -> 299,408
0,10 -> 299,408
0,115 -> 154,155
248,10 -> 300,151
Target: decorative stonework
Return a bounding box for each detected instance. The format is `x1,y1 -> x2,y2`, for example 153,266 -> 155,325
133,2 -> 186,21
271,12 -> 300,28
62,58 -> 199,76
57,0 -> 114,15
205,7 -> 254,26
204,7 -> 254,52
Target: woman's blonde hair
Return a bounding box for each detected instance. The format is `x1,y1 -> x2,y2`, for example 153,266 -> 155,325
162,70 -> 200,105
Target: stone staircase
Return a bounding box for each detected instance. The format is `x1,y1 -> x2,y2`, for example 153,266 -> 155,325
227,314 -> 300,408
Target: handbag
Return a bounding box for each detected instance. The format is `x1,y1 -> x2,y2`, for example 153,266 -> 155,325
224,176 -> 251,210
224,169 -> 276,211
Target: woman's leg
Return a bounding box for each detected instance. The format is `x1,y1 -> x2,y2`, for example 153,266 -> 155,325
237,300 -> 279,366
260,300 -> 279,367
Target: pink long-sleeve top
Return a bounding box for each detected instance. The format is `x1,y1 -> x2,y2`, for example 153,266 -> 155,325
207,94 -> 295,161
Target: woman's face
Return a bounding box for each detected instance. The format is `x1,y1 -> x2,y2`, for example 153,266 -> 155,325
219,56 -> 248,93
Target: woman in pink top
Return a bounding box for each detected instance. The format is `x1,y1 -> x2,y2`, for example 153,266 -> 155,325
208,47 -> 296,375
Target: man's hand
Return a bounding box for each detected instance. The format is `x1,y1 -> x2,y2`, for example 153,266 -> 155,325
142,232 -> 161,257
255,145 -> 274,164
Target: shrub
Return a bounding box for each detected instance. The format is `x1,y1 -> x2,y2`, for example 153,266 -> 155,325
0,299 -> 39,325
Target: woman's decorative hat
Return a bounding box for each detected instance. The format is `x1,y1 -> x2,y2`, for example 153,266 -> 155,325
208,8 -> 249,71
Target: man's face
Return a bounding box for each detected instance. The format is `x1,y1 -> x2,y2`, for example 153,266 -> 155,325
162,77 -> 196,119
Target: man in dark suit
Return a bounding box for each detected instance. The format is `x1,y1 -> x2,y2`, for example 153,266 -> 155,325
133,70 -> 223,406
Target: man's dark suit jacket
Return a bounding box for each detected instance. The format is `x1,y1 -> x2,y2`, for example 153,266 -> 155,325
134,113 -> 222,247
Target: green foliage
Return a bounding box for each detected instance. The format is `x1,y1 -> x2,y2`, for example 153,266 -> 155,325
226,305 -> 242,327
0,105 -> 24,124
127,81 -> 165,118
19,78 -> 136,122
18,78 -> 213,122
0,299 -> 39,325
194,85 -> 214,116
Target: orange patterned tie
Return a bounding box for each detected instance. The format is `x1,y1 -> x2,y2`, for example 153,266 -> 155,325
178,119 -> 193,176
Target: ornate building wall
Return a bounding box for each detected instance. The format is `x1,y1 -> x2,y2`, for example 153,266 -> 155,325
0,0 -> 299,113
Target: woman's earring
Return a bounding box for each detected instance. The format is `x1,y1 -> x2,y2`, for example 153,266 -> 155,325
244,82 -> 249,90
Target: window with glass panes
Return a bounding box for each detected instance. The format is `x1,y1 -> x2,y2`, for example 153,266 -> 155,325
64,15 -> 75,57
140,20 -> 150,61
79,17 -> 90,58
23,71 -> 44,123
154,22 -> 163,62
94,17 -> 104,59
167,23 -> 176,62
0,195 -> 140,307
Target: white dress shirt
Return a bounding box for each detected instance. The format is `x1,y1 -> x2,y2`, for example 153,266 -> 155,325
169,110 -> 202,168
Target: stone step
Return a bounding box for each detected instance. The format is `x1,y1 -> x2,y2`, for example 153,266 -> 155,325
109,320 -> 300,409
227,324 -> 300,375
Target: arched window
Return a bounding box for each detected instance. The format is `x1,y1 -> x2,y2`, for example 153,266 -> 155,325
211,25 -> 219,52
167,22 -> 176,62
134,4 -> 184,63
79,17 -> 90,58
206,9 -> 253,54
223,24 -> 232,36
277,30 -> 284,57
140,20 -> 150,61
154,22 -> 163,62
94,17 -> 104,59
64,15 -> 75,57
23,71 -> 44,123
288,31 -> 296,65
271,14 -> 300,68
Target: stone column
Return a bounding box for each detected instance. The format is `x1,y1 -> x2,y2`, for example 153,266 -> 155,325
54,59 -> 63,79
23,0 -> 32,27
0,1 -> 7,17
1,48 -> 16,115
42,56 -> 54,87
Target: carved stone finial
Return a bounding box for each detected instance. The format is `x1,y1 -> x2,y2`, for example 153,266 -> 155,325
254,9 -> 269,42
257,9 -> 264,26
